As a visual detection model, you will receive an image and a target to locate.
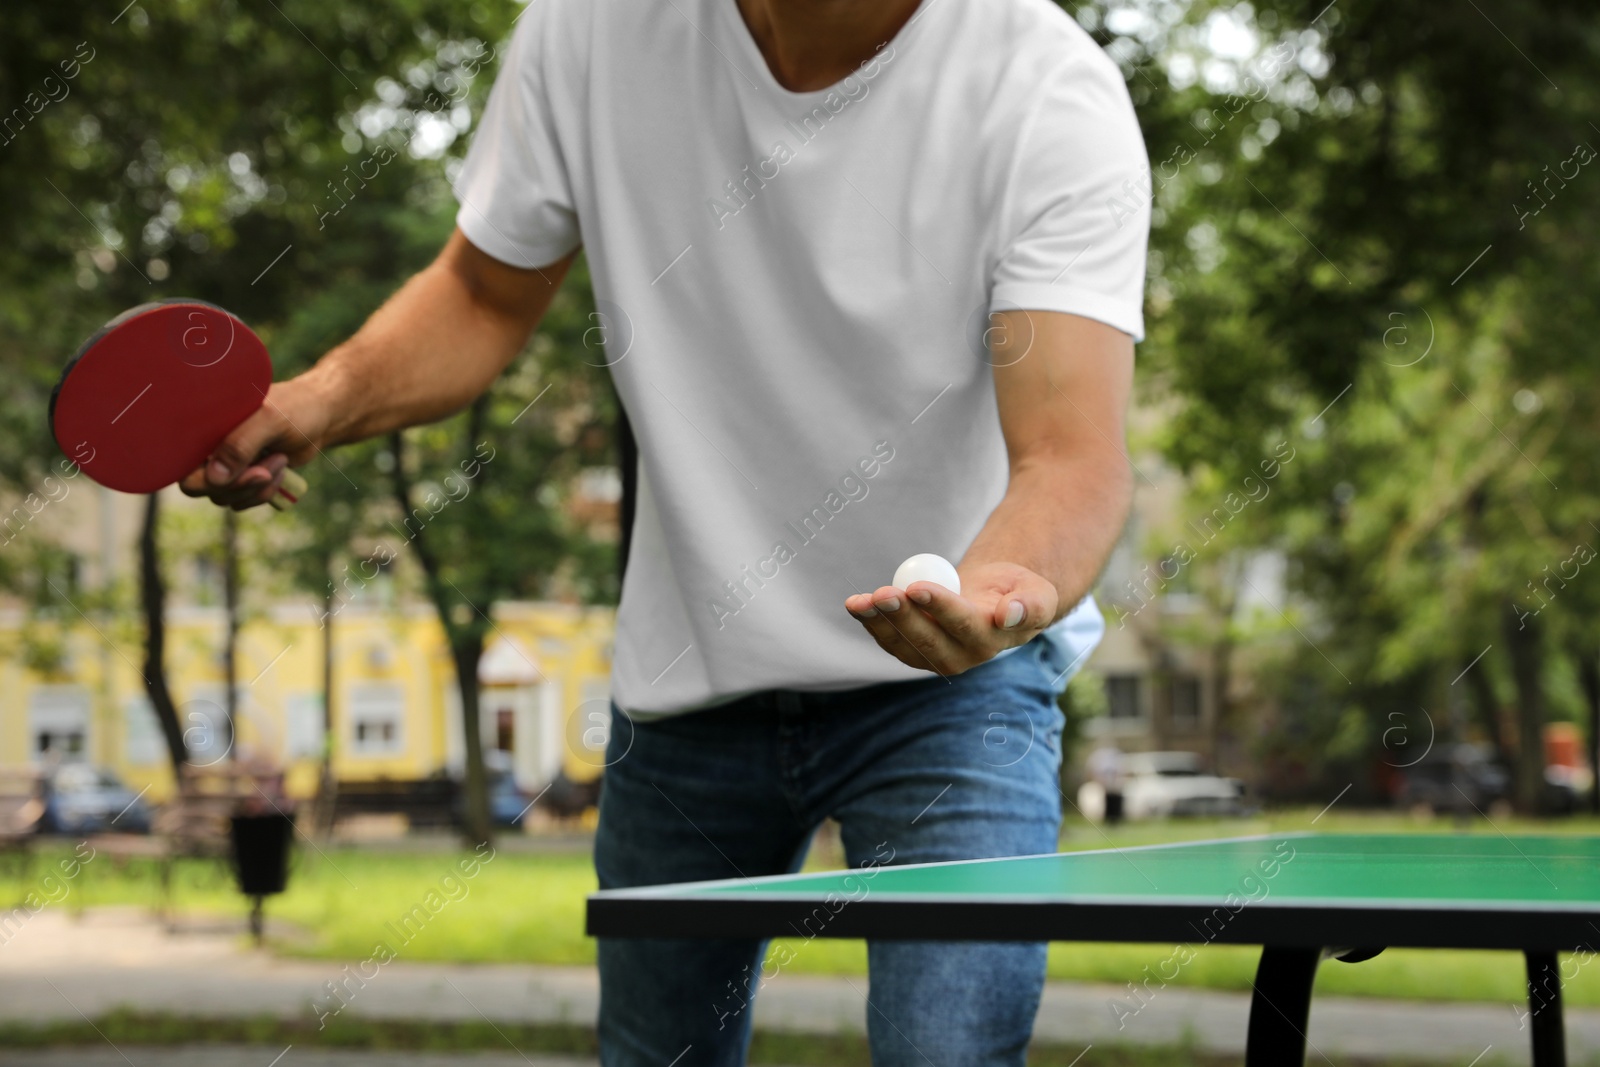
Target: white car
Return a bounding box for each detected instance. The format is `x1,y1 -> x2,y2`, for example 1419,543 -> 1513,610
1120,751 -> 1245,819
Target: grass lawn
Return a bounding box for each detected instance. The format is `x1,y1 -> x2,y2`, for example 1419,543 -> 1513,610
21,808 -> 1600,1007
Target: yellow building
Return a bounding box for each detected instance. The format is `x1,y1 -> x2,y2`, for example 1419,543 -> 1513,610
0,597 -> 616,803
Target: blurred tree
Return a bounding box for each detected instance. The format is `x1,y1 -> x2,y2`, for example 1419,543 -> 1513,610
1082,0 -> 1600,810
273,435 -> 387,835
265,231 -> 449,835
385,255 -> 617,845
0,3 -> 621,832
137,494 -> 187,774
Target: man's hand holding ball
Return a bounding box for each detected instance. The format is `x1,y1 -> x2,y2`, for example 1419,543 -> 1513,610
845,553 -> 1060,676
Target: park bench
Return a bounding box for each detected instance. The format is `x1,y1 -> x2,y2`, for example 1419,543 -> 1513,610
332,773 -> 459,830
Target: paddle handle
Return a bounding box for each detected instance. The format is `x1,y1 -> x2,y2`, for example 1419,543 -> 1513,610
269,468 -> 308,511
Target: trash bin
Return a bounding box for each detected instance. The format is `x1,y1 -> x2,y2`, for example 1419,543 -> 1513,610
230,812 -> 295,940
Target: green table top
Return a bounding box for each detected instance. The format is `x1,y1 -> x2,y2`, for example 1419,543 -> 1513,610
666,833 -> 1600,909
588,834 -> 1600,949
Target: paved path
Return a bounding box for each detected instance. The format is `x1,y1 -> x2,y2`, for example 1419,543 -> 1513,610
0,908 -> 1593,1064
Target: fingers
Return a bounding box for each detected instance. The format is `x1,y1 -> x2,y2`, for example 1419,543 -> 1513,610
843,591 -> 880,618
179,454 -> 289,510
989,587 -> 1052,634
207,406 -> 291,487
843,564 -> 1060,675
847,585 -> 969,676
906,582 -> 983,642
231,455 -> 290,510
179,467 -> 211,497
176,380 -> 312,510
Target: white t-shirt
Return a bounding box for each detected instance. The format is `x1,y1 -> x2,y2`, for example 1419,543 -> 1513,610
455,0 -> 1150,717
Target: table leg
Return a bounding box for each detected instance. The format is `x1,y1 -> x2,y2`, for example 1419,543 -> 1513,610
1245,946 -> 1322,1067
1525,950 -> 1566,1067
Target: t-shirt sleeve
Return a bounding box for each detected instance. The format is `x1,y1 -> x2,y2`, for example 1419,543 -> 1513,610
453,2 -> 582,269
990,48 -> 1150,341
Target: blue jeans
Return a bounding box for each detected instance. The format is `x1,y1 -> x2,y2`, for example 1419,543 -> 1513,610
594,636 -> 1071,1067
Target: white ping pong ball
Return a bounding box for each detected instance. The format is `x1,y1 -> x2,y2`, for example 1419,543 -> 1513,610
893,554 -> 961,596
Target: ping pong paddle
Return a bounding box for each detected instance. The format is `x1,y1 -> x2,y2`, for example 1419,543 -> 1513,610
49,299 -> 307,510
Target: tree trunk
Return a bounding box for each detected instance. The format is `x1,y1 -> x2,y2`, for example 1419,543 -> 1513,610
1574,643 -> 1600,817
1205,555 -> 1242,773
222,509 -> 239,759
453,633 -> 492,846
1464,658 -> 1511,771
1208,640 -> 1232,768
316,562 -> 339,836
138,494 -> 186,776
390,428 -> 494,846
1502,604 -> 1547,814
1152,663 -> 1172,751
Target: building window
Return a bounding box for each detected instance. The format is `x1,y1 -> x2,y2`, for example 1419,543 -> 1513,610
30,685 -> 91,761
348,683 -> 405,755
354,719 -> 397,750
285,694 -> 325,760
124,696 -> 165,765
1106,675 -> 1143,720
193,555 -> 224,606
1170,675 -> 1203,732
179,692 -> 231,765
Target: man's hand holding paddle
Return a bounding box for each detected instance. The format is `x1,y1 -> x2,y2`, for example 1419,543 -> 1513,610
50,300 -> 310,511
177,377 -> 330,510
170,231 -> 574,512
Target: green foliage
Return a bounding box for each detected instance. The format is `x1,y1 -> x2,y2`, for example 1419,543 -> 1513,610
0,2 -> 534,598
0,2 -> 510,483
0,3 -> 621,816
389,253 -> 618,632
1075,0 -> 1600,797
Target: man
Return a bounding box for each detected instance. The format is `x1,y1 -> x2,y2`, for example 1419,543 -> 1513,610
186,0 -> 1148,1061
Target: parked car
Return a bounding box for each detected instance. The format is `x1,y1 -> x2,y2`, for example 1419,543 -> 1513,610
1395,743 -> 1511,815
40,764 -> 151,834
1120,751 -> 1246,819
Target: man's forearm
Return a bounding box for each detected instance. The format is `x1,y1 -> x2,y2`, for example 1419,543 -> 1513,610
959,452 -> 1133,623
296,233 -> 573,448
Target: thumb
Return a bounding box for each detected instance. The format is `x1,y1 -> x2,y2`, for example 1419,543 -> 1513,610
993,577 -> 1057,633
206,407 -> 285,486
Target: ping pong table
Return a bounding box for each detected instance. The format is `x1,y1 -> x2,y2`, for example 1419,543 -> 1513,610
587,832 -> 1600,1066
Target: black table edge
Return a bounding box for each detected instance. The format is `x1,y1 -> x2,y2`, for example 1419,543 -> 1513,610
585,894 -> 1600,951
